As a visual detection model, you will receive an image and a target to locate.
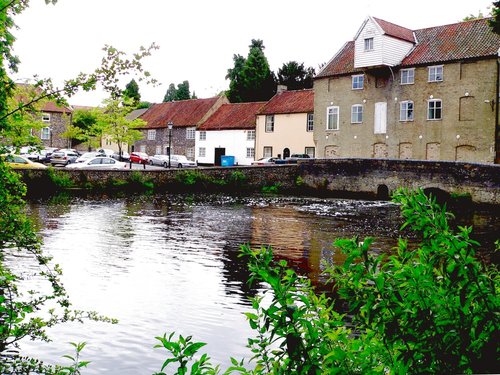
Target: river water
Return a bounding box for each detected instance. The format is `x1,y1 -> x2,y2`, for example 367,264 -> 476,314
6,193 -> 499,374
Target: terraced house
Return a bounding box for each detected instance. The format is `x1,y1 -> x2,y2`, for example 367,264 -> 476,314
314,17 -> 500,163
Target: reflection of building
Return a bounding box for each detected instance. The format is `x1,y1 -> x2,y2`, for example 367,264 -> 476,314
314,17 -> 500,163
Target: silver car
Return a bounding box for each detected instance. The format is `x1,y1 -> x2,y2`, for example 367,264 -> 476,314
149,154 -> 197,168
50,150 -> 79,166
65,156 -> 127,170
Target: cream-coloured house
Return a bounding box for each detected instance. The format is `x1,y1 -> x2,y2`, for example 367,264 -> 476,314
255,89 -> 315,159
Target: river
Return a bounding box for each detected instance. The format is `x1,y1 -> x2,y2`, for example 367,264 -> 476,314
5,193 -> 499,374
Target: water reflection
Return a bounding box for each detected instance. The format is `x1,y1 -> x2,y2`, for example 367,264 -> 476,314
11,194 -> 499,374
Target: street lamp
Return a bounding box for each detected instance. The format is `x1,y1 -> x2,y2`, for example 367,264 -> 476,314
167,121 -> 173,168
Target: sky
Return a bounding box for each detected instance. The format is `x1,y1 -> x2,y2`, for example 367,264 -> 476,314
11,0 -> 493,107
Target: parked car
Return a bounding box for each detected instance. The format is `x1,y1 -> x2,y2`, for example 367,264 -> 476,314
65,156 -> 128,170
285,153 -> 311,164
129,152 -> 149,164
169,155 -> 197,168
111,151 -> 130,162
96,148 -> 115,157
2,154 -> 48,169
75,151 -> 105,163
50,150 -> 79,166
251,157 -> 278,165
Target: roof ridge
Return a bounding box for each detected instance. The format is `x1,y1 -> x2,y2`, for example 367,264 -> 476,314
413,16 -> 492,33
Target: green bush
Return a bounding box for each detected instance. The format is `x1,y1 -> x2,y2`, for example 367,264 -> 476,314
47,168 -> 75,189
155,189 -> 499,374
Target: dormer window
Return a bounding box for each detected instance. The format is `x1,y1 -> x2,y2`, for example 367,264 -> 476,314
428,65 -> 443,82
364,38 -> 374,51
352,75 -> 364,90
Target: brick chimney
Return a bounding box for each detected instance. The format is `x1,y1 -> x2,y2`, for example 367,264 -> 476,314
276,85 -> 287,94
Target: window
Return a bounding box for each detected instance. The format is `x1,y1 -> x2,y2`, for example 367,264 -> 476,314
428,65 -> 443,82
140,145 -> 146,153
41,127 -> 50,140
306,113 -> 314,132
352,75 -> 364,90
305,147 -> 315,158
198,147 -> 206,157
265,115 -> 274,132
155,145 -> 162,155
247,130 -> 255,141
246,147 -> 255,158
326,106 -> 339,130
199,131 -> 206,141
41,113 -> 50,122
351,105 -> 363,123
263,146 -> 273,158
399,101 -> 414,121
186,127 -> 196,139
147,129 -> 156,140
427,99 -> 442,120
364,37 -> 374,51
401,68 -> 414,85
186,147 -> 195,159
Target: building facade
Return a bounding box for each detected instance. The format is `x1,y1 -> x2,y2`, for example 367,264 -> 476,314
37,102 -> 73,149
314,17 -> 500,163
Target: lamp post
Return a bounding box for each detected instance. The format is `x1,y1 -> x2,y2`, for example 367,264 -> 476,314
167,121 -> 173,168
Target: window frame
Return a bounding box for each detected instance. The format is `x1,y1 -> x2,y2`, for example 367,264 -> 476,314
40,127 -> 50,140
147,129 -> 156,141
246,147 -> 255,159
265,115 -> 274,132
186,127 -> 196,140
306,113 -> 314,132
364,37 -> 374,51
305,147 -> 315,158
186,147 -> 195,159
326,106 -> 340,131
198,147 -> 206,158
199,131 -> 206,141
399,100 -> 414,122
352,74 -> 364,90
427,99 -> 442,120
263,146 -> 273,158
351,104 -> 363,124
41,113 -> 51,122
247,130 -> 255,141
400,68 -> 415,85
428,65 -> 443,82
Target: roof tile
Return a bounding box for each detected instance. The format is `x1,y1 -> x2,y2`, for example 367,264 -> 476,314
258,89 -> 314,115
199,102 -> 266,130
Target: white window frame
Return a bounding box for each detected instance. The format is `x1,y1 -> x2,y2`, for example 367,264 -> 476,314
401,68 -> 415,85
326,106 -> 340,131
428,65 -> 443,82
147,129 -> 156,141
246,147 -> 255,159
247,130 -> 255,141
198,147 -> 206,157
352,74 -> 364,90
306,113 -> 314,132
400,101 -> 414,121
351,104 -> 363,124
40,127 -> 50,140
186,127 -> 196,140
41,113 -> 51,122
199,131 -> 206,141
140,145 -> 146,153
186,147 -> 195,159
265,115 -> 274,132
427,99 -> 442,120
364,37 -> 374,51
263,146 -> 273,158
155,145 -> 162,155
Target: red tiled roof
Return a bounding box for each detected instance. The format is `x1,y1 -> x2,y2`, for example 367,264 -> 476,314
199,102 -> 266,130
140,97 -> 220,128
373,17 -> 414,43
258,89 -> 314,115
316,17 -> 500,79
42,102 -> 72,113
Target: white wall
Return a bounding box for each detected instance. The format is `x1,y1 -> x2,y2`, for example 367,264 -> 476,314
195,129 -> 255,165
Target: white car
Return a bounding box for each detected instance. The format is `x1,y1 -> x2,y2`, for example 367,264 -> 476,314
251,157 -> 278,165
149,154 -> 197,168
65,156 -> 128,170
75,151 -> 105,163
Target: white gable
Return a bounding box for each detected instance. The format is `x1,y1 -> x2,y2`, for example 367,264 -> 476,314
354,17 -> 414,69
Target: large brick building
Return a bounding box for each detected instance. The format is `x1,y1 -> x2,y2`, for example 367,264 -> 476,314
313,17 -> 500,163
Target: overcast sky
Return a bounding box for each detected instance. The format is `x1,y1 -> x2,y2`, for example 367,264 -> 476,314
11,0 -> 493,106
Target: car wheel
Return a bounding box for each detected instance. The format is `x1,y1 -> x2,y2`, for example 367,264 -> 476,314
149,160 -> 153,166
163,162 -> 168,168
177,163 -> 182,168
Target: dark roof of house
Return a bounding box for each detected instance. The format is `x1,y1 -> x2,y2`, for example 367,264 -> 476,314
373,17 -> 415,43
126,108 -> 148,121
139,97 -> 221,128
258,89 -> 314,115
317,17 -> 500,79
199,102 -> 266,130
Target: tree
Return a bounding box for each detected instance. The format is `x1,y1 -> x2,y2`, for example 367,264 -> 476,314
123,78 -> 141,106
490,1 -> 500,34
62,107 -> 103,151
277,61 -> 315,90
163,83 -> 177,102
98,98 -> 145,159
163,80 -> 193,102
226,39 -> 276,103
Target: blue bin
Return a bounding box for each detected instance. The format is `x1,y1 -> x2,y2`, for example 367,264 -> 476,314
220,155 -> 235,167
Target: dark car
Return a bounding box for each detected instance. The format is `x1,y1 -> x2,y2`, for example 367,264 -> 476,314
285,154 -> 311,164
129,152 -> 149,164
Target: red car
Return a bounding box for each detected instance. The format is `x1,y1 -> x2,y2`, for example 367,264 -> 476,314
129,152 -> 149,164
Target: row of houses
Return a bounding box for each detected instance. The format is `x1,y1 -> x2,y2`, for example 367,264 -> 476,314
37,16 -> 500,164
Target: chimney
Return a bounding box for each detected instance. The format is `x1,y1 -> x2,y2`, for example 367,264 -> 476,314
277,85 -> 287,94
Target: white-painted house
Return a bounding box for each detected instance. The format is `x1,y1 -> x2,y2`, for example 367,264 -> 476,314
196,102 -> 266,166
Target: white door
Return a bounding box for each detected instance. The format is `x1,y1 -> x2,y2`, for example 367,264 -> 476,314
374,102 -> 387,134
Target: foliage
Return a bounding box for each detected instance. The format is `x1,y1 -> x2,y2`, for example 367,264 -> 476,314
47,167 -> 75,189
226,40 -> 276,103
276,61 -> 315,91
490,1 -> 500,34
127,170 -> 154,191
262,183 -> 281,194
163,80 -> 195,102
123,78 -> 141,106
156,189 -> 499,374
62,107 -> 102,151
56,342 -> 90,375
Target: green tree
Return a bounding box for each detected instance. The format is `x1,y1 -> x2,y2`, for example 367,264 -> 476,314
62,107 -> 103,151
163,80 -> 193,102
490,1 -> 500,34
226,39 -> 276,103
98,98 -> 145,159
163,83 -> 177,102
123,78 -> 141,106
277,61 -> 315,90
